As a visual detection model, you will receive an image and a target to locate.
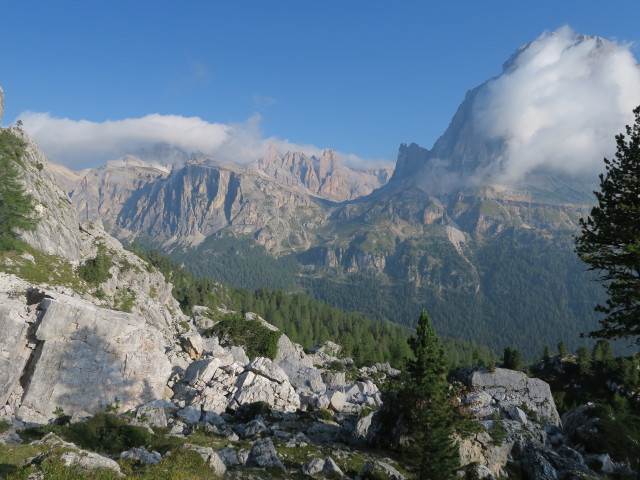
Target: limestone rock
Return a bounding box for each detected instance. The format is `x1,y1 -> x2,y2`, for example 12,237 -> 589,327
231,367 -> 300,413
30,435 -> 122,475
247,356 -> 289,384
362,460 -> 405,480
135,406 -> 167,428
329,391 -> 346,411
302,457 -> 325,476
322,371 -> 346,390
120,447 -> 162,466
217,446 -> 241,467
469,368 -> 560,425
520,449 -> 558,480
275,333 -> 313,367
16,295 -> 172,423
509,406 -> 528,423
180,444 -> 226,476
177,406 -> 201,425
247,437 -> 285,470
180,331 -> 204,359
280,355 -> 326,393
322,457 -> 343,477
0,299 -> 34,408
59,450 -> 123,475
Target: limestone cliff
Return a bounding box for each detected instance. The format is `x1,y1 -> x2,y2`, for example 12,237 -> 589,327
251,147 -> 392,202
10,127 -> 82,262
65,157 -> 328,252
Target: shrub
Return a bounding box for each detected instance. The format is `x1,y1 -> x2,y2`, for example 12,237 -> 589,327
0,419 -> 10,433
489,411 -> 506,446
20,413 -> 152,455
78,245 -> 112,285
206,313 -> 282,360
234,401 -> 272,422
328,360 -> 345,372
316,409 -> 334,421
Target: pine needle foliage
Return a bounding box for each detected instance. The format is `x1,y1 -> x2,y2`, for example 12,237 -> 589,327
0,129 -> 38,248
576,106 -> 640,344
400,310 -> 473,480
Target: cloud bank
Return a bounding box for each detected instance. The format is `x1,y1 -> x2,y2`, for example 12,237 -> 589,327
19,111 -> 389,172
473,26 -> 640,183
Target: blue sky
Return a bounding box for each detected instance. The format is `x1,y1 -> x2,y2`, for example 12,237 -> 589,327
3,1 -> 640,168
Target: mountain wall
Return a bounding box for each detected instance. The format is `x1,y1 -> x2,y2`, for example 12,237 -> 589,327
251,147 -> 392,202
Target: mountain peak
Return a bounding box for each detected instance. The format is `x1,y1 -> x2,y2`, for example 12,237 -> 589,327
251,147 -> 390,202
389,28 -> 640,198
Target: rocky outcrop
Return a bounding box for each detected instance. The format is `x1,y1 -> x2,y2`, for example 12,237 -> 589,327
15,294 -> 172,424
0,298 -> 35,416
8,128 -> 83,261
468,367 -> 560,425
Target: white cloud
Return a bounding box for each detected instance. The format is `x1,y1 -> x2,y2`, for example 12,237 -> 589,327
18,111 -> 389,172
472,26 -> 640,183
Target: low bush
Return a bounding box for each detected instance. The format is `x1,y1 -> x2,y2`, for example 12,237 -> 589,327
19,413 -> 152,455
205,313 -> 281,360
234,401 -> 272,422
77,245 -> 112,285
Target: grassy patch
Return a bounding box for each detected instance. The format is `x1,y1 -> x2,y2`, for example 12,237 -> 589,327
0,240 -> 87,293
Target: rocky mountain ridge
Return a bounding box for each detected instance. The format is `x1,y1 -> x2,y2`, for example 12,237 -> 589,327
250,146 -> 392,202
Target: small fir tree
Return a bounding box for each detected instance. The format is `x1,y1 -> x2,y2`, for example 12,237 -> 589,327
557,341 -> 568,358
402,310 -> 467,480
576,346 -> 591,376
0,130 -> 38,247
502,347 -> 522,371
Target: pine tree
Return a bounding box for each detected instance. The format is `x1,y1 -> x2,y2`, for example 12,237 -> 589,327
576,106 -> 640,344
576,346 -> 591,376
402,310 -> 464,480
557,341 -> 568,358
502,347 -> 522,370
0,129 -> 38,247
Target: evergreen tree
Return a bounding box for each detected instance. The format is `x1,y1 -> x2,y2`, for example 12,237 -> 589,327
576,106 -> 640,344
402,310 -> 463,480
502,347 -> 522,371
557,341 -> 568,358
0,130 -> 38,247
542,344 -> 551,362
576,346 -> 591,376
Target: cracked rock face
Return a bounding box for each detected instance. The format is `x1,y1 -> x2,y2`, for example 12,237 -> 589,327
469,367 -> 561,425
16,295 -> 172,424
0,299 -> 35,410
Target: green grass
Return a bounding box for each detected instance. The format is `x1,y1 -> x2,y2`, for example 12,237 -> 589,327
0,240 -> 88,293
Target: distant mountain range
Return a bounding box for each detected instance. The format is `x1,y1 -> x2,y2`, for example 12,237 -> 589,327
52,34 -> 626,357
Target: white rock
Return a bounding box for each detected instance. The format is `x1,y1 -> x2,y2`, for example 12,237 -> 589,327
329,391 -> 346,411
